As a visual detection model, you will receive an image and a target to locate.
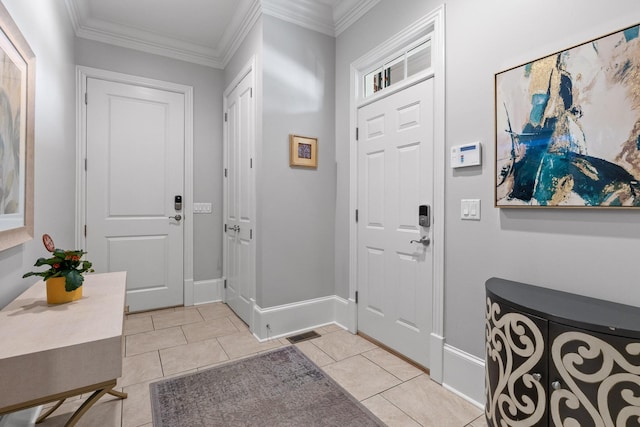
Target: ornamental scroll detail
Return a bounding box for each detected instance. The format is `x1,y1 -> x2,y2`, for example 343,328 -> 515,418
551,331 -> 640,427
485,297 -> 546,426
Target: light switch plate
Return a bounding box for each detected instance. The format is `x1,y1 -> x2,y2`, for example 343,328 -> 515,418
194,202 -> 212,214
461,199 -> 480,220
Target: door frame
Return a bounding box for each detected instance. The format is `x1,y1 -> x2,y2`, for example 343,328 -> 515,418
222,57 -> 257,331
348,6 -> 446,382
75,66 -> 195,306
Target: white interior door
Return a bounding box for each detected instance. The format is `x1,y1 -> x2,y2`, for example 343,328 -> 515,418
357,78 -> 434,368
85,77 -> 185,312
223,69 -> 255,325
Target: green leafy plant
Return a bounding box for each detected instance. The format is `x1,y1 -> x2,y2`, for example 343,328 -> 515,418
23,235 -> 94,291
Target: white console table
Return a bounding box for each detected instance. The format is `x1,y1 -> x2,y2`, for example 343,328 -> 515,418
0,272 -> 127,426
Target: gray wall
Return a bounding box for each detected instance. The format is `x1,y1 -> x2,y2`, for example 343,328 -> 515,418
75,39 -> 225,283
0,0 -> 76,308
223,15 -> 336,308
258,15 -> 336,308
336,0 -> 640,360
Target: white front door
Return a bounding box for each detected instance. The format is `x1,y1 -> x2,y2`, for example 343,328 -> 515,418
357,78 -> 434,368
85,77 -> 185,312
223,69 -> 255,325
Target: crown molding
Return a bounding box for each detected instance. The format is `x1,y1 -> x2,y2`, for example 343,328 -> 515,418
262,0 -> 334,37
333,0 -> 380,36
65,0 -> 378,68
220,0 -> 262,68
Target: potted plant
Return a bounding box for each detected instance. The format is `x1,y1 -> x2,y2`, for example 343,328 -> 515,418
23,234 -> 94,303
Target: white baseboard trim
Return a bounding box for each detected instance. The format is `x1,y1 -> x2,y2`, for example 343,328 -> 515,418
193,278 -> 224,305
334,295 -> 353,331
252,295 -> 347,341
442,344 -> 485,409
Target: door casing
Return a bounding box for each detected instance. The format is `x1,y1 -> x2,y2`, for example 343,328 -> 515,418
348,6 -> 446,382
75,66 -> 195,306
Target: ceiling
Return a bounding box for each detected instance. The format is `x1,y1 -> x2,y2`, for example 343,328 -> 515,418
64,0 -> 380,69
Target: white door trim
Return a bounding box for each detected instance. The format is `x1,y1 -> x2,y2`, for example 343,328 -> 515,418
75,66 -> 195,305
348,5 -> 446,382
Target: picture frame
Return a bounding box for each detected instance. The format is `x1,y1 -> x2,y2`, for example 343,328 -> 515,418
0,3 -> 35,251
495,23 -> 640,208
289,134 -> 317,168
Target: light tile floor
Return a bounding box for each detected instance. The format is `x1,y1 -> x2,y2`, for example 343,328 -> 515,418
38,302 -> 488,427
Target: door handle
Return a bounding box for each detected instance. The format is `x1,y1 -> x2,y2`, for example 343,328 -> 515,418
169,214 -> 182,221
229,225 -> 240,232
410,236 -> 430,246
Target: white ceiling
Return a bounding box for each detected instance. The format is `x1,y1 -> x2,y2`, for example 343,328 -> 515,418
65,0 -> 380,69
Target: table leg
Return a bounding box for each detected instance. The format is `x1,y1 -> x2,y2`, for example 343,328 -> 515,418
36,399 -> 66,424
32,381 -> 128,427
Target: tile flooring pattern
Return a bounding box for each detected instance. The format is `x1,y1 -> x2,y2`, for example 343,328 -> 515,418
38,303 -> 488,427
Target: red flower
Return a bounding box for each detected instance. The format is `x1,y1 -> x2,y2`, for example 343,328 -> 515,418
53,263 -> 60,269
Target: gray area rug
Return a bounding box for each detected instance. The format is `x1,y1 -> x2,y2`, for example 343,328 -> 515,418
149,345 -> 385,426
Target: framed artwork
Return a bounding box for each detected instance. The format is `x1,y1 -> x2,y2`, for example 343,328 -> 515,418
495,23 -> 640,208
0,3 -> 35,251
289,134 -> 317,168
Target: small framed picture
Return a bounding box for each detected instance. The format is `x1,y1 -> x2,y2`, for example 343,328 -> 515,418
289,134 -> 318,168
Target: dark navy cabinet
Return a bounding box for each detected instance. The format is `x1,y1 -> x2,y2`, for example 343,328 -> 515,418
485,278 -> 640,427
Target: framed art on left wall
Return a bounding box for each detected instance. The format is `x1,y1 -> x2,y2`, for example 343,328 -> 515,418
0,2 -> 35,251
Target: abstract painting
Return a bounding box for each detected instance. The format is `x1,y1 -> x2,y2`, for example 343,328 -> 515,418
495,23 -> 640,208
0,3 -> 34,251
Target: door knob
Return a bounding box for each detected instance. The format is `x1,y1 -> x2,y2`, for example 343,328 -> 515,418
551,380 -> 562,390
532,373 -> 542,382
169,214 -> 182,221
410,236 -> 431,246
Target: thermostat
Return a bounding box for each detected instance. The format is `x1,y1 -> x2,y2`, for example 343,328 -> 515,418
451,142 -> 481,168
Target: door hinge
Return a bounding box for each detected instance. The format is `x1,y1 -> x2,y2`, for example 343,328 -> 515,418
356,127 -> 359,141
250,88 -> 253,98
85,92 -> 88,105
224,112 -> 227,122
84,225 -> 87,237
355,209 -> 359,223
250,158 -> 253,168
224,224 -> 227,232
84,158 -> 87,171
355,291 -> 359,304
224,168 -> 228,178
224,279 -> 227,289
250,229 -> 253,239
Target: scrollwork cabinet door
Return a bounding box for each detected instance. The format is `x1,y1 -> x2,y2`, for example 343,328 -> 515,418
549,323 -> 640,427
485,297 -> 548,427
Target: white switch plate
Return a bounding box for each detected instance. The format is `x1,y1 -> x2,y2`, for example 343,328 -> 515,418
461,199 -> 480,220
194,202 -> 212,214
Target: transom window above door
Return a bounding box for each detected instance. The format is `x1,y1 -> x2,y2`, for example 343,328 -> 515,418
364,39 -> 432,98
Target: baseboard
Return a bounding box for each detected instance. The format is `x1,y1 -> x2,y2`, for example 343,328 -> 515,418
193,278 -> 224,305
252,296 -> 347,341
334,295 -> 353,331
442,344 -> 485,408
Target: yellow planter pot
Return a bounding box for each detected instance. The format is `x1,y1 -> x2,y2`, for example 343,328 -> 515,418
46,277 -> 82,304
